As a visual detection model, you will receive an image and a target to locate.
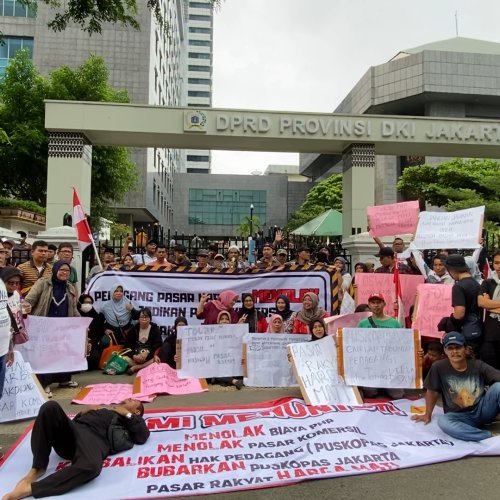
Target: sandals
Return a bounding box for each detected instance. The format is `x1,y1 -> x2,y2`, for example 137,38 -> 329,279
58,381 -> 79,388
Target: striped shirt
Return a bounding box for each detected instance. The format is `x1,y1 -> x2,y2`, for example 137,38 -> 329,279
18,259 -> 52,295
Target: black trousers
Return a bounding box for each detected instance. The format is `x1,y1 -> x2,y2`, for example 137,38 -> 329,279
481,339 -> 500,370
30,401 -> 109,498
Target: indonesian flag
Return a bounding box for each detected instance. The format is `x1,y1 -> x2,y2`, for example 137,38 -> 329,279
393,263 -> 406,326
72,187 -> 92,251
483,259 -> 492,280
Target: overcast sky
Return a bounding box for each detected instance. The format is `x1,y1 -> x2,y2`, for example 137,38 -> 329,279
210,0 -> 500,174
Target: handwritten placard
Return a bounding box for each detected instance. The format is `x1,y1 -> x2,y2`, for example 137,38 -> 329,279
243,333 -> 309,387
339,291 -> 356,314
368,201 -> 420,237
288,336 -> 361,405
0,351 -> 46,422
337,328 -> 422,389
72,384 -> 155,405
325,312 -> 373,335
355,273 -> 424,317
133,362 -> 207,396
412,284 -> 453,339
177,324 -> 248,378
17,316 -> 91,374
410,206 -> 484,250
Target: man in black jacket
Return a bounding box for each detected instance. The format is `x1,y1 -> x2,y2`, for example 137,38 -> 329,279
3,399 -> 149,500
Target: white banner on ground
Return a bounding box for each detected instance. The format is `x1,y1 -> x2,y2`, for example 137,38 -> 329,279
2,398 -> 500,499
338,328 -> 422,389
243,333 -> 309,387
85,267 -> 337,334
410,206 -> 484,250
0,351 -> 46,422
289,336 -> 361,405
16,316 -> 91,374
177,324 -> 248,378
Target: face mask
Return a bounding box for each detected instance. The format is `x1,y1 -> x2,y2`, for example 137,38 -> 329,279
80,303 -> 93,313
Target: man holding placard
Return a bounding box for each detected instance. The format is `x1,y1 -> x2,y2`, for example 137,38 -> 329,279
412,331 -> 500,441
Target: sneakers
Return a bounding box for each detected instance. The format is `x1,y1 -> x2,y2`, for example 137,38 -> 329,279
58,381 -> 79,388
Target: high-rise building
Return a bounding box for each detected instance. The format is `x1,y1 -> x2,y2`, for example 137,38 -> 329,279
0,0 -> 189,231
186,0 -> 213,173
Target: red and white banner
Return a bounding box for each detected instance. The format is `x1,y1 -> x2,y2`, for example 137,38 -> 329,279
72,187 -> 93,252
2,398 -> 500,498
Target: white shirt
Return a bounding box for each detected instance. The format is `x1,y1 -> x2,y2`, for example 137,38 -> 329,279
0,280 -> 11,357
132,253 -> 157,265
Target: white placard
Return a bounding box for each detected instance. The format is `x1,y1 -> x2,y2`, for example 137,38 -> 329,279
16,316 -> 91,373
410,206 -> 484,250
338,328 -> 421,389
0,351 -> 46,422
243,333 -> 310,387
177,324 -> 248,378
289,336 -> 361,405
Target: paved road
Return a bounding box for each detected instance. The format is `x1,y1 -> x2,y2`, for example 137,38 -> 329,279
1,371 -> 500,500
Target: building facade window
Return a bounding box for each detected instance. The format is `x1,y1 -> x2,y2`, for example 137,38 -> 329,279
188,52 -> 210,59
188,65 -> 210,72
189,39 -> 211,47
189,27 -> 211,34
188,90 -> 211,97
187,155 -> 210,162
0,0 -> 35,17
188,77 -> 211,85
188,189 -> 267,226
189,1 -> 212,9
188,14 -> 211,21
0,37 -> 33,77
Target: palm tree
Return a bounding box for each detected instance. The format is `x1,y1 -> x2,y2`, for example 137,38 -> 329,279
237,214 -> 262,238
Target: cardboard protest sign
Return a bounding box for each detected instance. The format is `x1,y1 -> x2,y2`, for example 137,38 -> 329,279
133,362 -> 207,396
243,333 -> 309,387
72,384 -> 155,405
0,351 -> 46,422
339,291 -> 356,314
288,335 -> 361,405
325,311 -> 372,335
355,273 -> 424,317
368,200 -> 420,237
337,328 -> 422,389
410,206 -> 484,250
412,284 -> 453,339
176,324 -> 247,378
17,316 -> 91,374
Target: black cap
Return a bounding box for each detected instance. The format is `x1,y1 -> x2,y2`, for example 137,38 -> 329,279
376,247 -> 395,258
147,239 -> 158,246
17,231 -> 27,238
297,245 -> 311,253
444,254 -> 469,272
174,244 -> 186,252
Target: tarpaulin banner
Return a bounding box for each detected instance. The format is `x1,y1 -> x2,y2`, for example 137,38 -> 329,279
2,398 -> 500,499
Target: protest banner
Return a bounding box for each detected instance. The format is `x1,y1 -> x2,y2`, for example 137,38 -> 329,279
413,284 -> 453,339
325,312 -> 372,335
3,397 -> 499,499
339,291 -> 356,314
86,266 -> 340,336
337,328 -> 422,389
243,333 -> 309,387
0,352 -> 46,422
16,316 -> 91,374
176,324 -> 247,378
72,384 -> 155,405
133,362 -> 208,397
289,335 -> 361,405
368,200 -> 420,238
355,273 -> 424,317
410,206 -> 484,250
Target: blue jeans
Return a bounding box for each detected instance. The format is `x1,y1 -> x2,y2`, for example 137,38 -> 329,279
0,353 -> 6,398
438,382 -> 500,441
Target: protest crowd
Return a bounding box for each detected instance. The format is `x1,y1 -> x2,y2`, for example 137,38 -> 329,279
2,203 -> 500,498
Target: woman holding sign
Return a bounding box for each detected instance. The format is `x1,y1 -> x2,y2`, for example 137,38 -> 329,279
291,292 -> 329,334
238,293 -> 268,333
196,290 -> 239,325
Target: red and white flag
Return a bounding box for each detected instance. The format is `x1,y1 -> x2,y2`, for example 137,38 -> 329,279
393,263 -> 406,326
72,188 -> 92,252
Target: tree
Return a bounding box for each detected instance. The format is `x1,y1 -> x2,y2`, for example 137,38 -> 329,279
0,50 -> 138,222
237,215 -> 262,238
285,174 -> 342,232
396,158 -> 500,223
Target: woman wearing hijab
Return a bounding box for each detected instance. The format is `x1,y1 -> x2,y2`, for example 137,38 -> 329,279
333,256 -> 353,291
100,285 -> 140,343
24,260 -> 80,397
196,289 -> 239,325
290,292 -> 329,334
237,293 -> 268,333
267,314 -> 285,333
77,294 -> 106,371
274,294 -> 294,333
156,316 -> 187,368
308,318 -> 328,341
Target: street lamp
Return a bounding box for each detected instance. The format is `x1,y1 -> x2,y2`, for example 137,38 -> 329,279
250,204 -> 254,238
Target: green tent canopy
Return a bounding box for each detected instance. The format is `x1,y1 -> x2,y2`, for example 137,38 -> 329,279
291,209 -> 343,236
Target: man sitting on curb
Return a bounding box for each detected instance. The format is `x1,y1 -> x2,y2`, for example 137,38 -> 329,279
412,331 -> 500,441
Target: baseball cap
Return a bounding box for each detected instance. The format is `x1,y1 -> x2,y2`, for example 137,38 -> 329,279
197,249 -> 209,256
277,249 -> 287,256
442,331 -> 466,347
368,293 -> 385,302
376,247 -> 395,258
147,239 -> 158,246
297,245 -> 311,253
214,254 -> 224,260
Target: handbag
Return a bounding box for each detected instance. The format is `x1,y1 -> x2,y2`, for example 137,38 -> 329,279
107,414 -> 134,454
461,313 -> 483,341
7,305 -> 29,345
104,349 -> 132,375
98,332 -> 123,370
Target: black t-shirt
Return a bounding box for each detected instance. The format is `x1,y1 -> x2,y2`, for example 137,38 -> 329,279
424,358 -> 500,413
451,277 -> 480,316
479,279 -> 500,341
